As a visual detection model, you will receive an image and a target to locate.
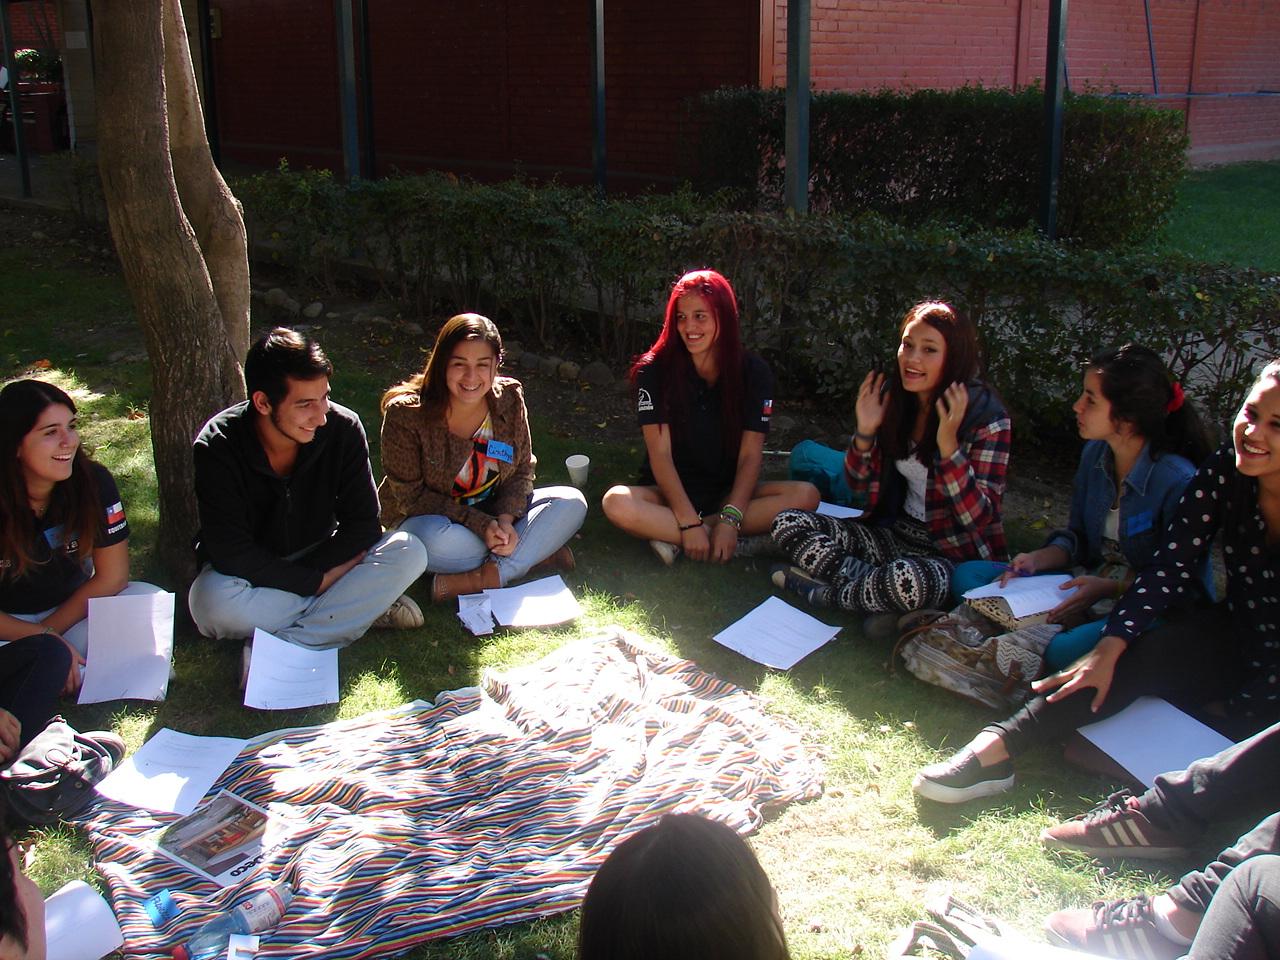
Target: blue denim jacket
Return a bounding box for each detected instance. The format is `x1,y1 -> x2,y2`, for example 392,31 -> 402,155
1044,440 -> 1214,598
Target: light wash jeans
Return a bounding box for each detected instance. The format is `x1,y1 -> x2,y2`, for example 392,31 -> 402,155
188,530 -> 428,650
9,580 -> 167,657
398,485 -> 587,586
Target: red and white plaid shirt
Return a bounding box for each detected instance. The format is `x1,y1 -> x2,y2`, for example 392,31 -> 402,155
844,407 -> 1011,562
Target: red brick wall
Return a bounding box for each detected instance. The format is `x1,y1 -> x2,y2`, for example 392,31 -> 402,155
6,0 -> 59,49
765,0 -> 1280,164
212,0 -> 757,185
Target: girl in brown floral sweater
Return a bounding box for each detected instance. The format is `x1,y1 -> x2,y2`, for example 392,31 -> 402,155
378,314 -> 586,602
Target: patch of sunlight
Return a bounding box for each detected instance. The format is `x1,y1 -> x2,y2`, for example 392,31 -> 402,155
340,667 -> 410,718
24,824 -> 98,896
110,707 -> 160,753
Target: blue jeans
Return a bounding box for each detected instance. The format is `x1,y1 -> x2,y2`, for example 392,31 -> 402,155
398,485 -> 587,586
188,530 -> 428,650
950,560 -> 1106,672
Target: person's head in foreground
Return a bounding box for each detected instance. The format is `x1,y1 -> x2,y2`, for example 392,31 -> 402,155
577,814 -> 790,960
0,799 -> 46,960
1235,357 -> 1280,488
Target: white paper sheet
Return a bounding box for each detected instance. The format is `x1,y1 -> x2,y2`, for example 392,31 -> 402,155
969,932 -> 1111,959
480,575 -> 582,627
1078,696 -> 1234,788
78,592 -> 175,703
95,728 -> 247,815
44,880 -> 124,960
458,593 -> 495,636
712,595 -> 841,670
244,628 -> 340,710
962,573 -> 1080,618
815,501 -> 863,519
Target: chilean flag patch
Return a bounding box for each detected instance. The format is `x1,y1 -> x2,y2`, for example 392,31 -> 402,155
761,399 -> 773,417
106,501 -> 125,524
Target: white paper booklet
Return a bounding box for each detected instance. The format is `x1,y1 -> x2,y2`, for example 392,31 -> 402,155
244,627 -> 339,710
712,596 -> 841,670
1078,696 -> 1233,788
79,591 -> 175,703
962,573 -> 1080,618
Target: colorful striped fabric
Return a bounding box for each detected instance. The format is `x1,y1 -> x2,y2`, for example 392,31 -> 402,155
77,630 -> 823,959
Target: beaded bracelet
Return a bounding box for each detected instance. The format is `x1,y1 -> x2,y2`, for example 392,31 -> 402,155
718,512 -> 742,530
720,503 -> 744,524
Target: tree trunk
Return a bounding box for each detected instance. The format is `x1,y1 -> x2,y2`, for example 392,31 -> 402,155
92,0 -> 246,585
161,0 -> 251,375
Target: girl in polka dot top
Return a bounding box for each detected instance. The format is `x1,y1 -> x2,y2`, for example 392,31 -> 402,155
913,357 -> 1280,805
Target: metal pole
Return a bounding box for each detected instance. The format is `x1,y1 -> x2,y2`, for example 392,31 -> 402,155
356,0 -> 375,177
0,0 -> 31,198
784,0 -> 810,213
589,0 -> 605,196
1142,0 -> 1160,94
1038,0 -> 1067,239
333,0 -> 361,180
196,0 -> 219,165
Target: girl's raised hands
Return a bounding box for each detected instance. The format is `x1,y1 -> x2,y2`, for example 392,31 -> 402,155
855,370 -> 888,437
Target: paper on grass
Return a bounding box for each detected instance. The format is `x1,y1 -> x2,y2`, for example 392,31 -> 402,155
458,593 -> 495,636
244,628 -> 339,710
962,573 -> 1080,618
78,591 -> 175,703
1079,696 -> 1234,788
44,880 -> 124,960
481,575 -> 582,627
712,595 -> 841,670
969,933 -> 1111,959
95,727 -> 247,815
816,501 -> 863,519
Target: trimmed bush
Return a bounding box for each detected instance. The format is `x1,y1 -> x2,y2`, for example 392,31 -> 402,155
232,170 -> 1277,448
685,86 -> 1188,249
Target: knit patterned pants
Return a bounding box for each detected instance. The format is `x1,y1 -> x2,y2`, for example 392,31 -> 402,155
770,510 -> 954,613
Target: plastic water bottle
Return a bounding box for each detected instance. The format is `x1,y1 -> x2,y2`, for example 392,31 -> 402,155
170,882 -> 293,960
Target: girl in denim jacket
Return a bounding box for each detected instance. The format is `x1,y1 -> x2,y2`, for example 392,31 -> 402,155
952,344 -> 1215,671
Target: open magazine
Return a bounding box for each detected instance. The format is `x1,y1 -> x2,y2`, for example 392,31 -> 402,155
153,790 -> 292,886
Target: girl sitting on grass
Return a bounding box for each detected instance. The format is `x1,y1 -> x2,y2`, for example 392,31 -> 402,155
914,357 -> 1280,805
769,301 -> 1010,616
951,343 -> 1215,672
602,269 -> 818,565
0,379 -> 160,717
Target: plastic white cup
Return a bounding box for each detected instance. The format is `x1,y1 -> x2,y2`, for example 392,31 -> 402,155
565,454 -> 590,488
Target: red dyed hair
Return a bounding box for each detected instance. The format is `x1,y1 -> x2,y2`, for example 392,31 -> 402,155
630,270 -> 747,459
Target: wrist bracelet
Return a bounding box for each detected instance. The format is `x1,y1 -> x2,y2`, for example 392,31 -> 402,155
678,518 -> 704,532
717,512 -> 742,530
719,503 -> 744,523
853,430 -> 877,444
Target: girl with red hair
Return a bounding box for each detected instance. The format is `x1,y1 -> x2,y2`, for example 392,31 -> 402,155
602,270 -> 817,564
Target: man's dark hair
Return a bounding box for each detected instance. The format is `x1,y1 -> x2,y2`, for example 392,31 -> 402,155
244,327 -> 333,407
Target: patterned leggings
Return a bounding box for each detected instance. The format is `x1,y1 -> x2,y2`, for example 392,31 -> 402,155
770,510 -> 954,613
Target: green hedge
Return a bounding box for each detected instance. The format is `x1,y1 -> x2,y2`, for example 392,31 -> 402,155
232,168 -> 1278,448
685,86 -> 1189,249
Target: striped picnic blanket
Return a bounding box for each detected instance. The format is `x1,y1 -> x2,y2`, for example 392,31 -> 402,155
79,630 -> 822,959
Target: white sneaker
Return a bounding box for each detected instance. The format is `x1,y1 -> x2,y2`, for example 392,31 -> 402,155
372,593 -> 424,630
649,539 -> 681,566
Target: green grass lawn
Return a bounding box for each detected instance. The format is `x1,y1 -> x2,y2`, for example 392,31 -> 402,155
1159,160 -> 1280,273
0,232 -> 1200,960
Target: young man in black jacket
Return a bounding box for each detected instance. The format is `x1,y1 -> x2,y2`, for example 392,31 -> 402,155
188,328 -> 427,677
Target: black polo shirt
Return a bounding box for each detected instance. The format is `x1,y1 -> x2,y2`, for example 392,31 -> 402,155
636,352 -> 773,514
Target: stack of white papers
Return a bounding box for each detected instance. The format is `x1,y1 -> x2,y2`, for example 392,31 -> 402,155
815,501 -> 863,519
712,596 -> 841,669
457,575 -> 583,635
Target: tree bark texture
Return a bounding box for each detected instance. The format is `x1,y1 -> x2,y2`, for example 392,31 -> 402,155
161,0 -> 250,375
92,0 -> 247,584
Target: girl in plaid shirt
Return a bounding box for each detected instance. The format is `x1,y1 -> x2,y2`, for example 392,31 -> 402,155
770,302 -> 1011,614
